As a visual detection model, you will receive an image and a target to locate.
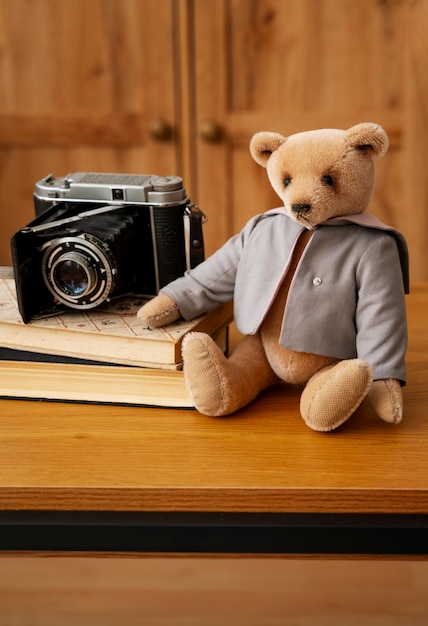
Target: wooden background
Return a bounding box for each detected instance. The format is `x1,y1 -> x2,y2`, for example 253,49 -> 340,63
1,556 -> 428,625
0,0 -> 427,280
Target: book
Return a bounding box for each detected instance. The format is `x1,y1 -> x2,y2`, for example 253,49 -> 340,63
0,332 -> 226,408
0,275 -> 233,370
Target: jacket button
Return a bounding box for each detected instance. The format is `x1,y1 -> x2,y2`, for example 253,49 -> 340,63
313,277 -> 322,286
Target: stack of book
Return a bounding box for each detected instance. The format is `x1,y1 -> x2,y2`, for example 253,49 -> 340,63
0,272 -> 233,408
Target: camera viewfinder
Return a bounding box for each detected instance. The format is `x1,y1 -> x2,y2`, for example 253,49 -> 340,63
112,188 -> 125,201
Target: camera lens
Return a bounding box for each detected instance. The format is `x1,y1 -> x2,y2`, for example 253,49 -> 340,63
41,235 -> 117,309
53,256 -> 92,296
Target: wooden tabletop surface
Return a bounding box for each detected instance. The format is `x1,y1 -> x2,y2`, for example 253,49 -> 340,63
0,284 -> 427,515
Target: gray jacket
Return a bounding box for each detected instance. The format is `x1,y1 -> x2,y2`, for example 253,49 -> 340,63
163,209 -> 409,383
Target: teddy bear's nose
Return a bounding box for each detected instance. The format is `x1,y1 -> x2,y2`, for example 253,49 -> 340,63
292,203 -> 311,213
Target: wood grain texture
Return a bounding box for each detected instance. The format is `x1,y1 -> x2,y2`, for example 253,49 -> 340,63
192,0 -> 427,279
404,0 -> 428,283
0,284 -> 427,514
0,0 -> 179,265
1,557 -> 428,625
1,0 -> 427,278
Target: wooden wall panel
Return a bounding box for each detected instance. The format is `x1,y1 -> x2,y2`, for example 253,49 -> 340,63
227,0 -> 404,112
0,0 -> 179,266
0,0 -> 427,279
404,0 -> 428,282
192,0 -> 427,281
0,0 -> 178,117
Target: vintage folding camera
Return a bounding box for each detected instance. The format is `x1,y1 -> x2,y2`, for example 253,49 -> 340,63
11,172 -> 205,322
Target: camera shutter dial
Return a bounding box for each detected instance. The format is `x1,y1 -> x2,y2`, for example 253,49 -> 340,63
151,176 -> 183,192
41,235 -> 117,309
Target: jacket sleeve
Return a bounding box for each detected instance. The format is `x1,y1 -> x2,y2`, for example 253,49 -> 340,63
161,216 -> 262,320
355,233 -> 408,383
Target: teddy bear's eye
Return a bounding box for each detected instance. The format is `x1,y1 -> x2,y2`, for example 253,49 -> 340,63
284,177 -> 292,187
322,175 -> 334,187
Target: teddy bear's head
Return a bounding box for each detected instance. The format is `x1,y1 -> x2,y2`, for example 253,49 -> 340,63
250,123 -> 389,228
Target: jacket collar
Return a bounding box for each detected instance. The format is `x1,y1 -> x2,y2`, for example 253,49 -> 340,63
265,208 -> 410,293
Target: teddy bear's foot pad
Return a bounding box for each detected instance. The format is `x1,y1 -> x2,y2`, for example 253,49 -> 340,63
182,332 -> 229,416
182,331 -> 276,417
300,359 -> 373,432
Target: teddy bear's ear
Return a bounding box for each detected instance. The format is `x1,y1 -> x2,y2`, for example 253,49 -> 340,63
345,123 -> 389,159
249,132 -> 287,167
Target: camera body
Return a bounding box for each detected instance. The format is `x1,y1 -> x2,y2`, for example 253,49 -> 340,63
11,172 -> 205,322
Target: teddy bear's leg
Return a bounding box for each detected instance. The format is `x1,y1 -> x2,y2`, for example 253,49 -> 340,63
300,359 -> 373,432
182,332 -> 278,416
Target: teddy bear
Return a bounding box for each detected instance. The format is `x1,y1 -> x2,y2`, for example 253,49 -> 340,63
138,123 -> 409,431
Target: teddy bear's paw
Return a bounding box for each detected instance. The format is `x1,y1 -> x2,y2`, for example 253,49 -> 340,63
182,332 -> 232,416
137,292 -> 181,327
367,379 -> 403,424
300,359 -> 373,432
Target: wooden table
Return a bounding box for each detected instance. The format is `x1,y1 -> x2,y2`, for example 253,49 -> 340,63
1,285 -> 427,556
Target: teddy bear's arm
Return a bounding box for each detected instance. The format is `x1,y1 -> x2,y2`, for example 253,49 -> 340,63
137,292 -> 182,327
161,240 -> 240,319
355,233 -> 407,383
138,217 -> 255,326
157,214 -> 268,322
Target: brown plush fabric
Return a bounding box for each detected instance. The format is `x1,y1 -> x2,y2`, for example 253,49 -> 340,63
367,379 -> 403,424
182,332 -> 277,417
250,123 -> 389,228
300,360 -> 373,432
137,292 -> 181,327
